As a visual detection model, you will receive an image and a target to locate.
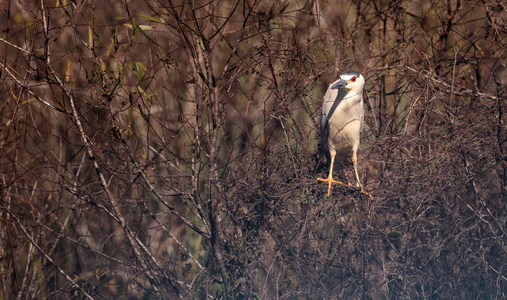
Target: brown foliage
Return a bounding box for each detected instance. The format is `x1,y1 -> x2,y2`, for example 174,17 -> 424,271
0,0 -> 505,298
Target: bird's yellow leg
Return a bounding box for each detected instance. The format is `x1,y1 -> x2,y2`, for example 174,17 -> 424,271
317,153 -> 343,196
352,151 -> 362,189
352,151 -> 373,199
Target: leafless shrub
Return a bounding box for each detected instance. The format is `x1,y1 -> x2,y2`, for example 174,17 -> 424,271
0,0 -> 505,299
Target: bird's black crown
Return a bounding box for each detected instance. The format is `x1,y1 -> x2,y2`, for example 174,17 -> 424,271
341,70 -> 361,77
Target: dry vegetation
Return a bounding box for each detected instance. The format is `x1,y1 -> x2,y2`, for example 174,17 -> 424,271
0,0 -> 506,299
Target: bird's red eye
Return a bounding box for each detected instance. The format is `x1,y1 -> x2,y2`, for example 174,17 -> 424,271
351,76 -> 357,82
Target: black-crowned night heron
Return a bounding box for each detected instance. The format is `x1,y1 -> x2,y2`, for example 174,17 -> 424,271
317,70 -> 365,196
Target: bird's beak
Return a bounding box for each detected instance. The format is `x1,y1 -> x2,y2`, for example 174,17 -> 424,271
330,79 -> 347,90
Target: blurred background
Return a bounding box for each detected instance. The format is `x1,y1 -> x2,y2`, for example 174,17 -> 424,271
0,0 -> 505,298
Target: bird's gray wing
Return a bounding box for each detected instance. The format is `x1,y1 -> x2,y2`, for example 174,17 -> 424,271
320,88 -> 347,152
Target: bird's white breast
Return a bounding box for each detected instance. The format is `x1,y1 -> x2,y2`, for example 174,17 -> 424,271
326,92 -> 364,155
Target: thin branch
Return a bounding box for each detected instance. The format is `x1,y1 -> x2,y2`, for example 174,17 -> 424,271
2,203 -> 95,300
0,60 -> 68,113
406,66 -> 498,100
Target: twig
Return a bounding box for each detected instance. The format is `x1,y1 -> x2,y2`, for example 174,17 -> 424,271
2,203 -> 95,300
0,60 -> 68,114
406,66 -> 498,100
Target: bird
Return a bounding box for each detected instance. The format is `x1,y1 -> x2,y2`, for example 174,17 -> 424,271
317,70 -> 365,196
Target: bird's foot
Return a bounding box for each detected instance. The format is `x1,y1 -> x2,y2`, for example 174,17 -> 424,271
317,178 -> 373,199
316,177 -> 343,184
316,177 -> 343,196
360,189 -> 373,199
355,184 -> 373,199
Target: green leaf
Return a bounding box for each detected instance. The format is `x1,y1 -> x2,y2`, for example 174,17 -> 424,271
139,14 -> 161,23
